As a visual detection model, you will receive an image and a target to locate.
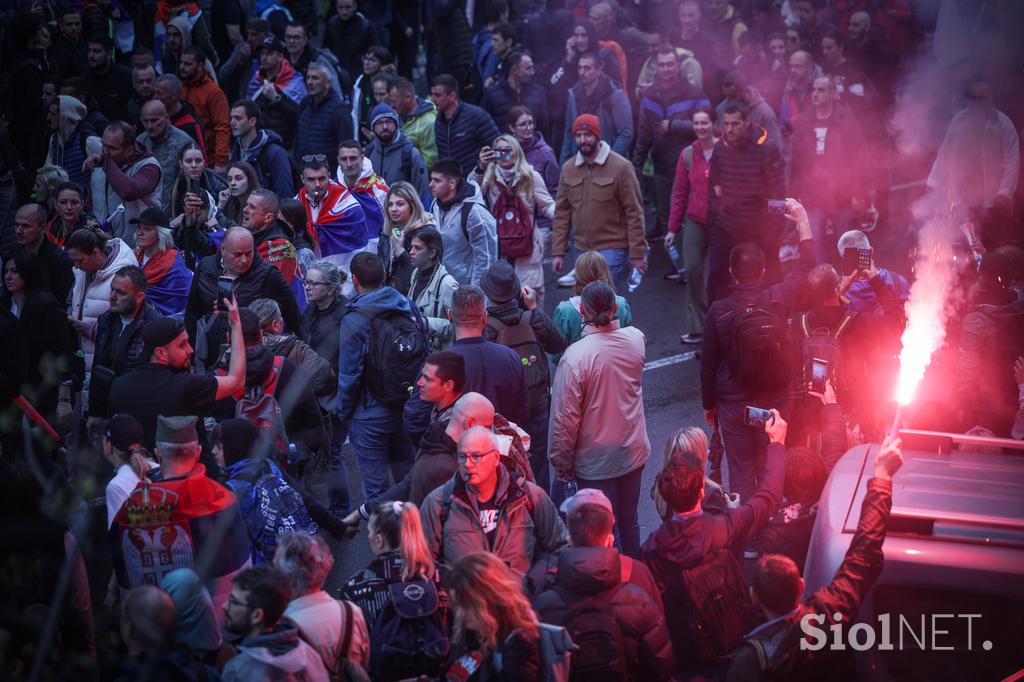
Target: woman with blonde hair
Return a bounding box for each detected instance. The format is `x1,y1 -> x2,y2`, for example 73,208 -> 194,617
341,501 -> 451,679
378,180 -> 435,292
472,134 -> 554,306
444,552 -> 541,681
550,250 -> 633,364
134,210 -> 193,316
652,426 -> 732,520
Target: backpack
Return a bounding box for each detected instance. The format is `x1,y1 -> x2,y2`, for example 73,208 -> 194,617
487,311 -> 550,420
355,306 -> 429,409
369,577 -> 450,680
493,624 -> 576,682
228,457 -> 317,565
654,518 -> 754,665
493,184 -> 534,259
799,310 -> 856,396
554,585 -> 629,682
235,355 -> 290,456
726,288 -> 790,393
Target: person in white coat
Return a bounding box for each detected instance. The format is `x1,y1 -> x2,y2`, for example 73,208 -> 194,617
471,134 -> 555,307
548,280 -> 650,558
66,227 -> 140,373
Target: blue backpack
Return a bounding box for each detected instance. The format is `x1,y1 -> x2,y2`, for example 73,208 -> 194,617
369,576 -> 450,680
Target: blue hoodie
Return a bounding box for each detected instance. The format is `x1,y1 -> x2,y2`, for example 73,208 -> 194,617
335,286 -> 423,421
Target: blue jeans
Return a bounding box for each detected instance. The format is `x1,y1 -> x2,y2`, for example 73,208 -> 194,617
349,413 -> 415,502
577,464 -> 645,558
326,414 -> 352,515
597,247 -> 630,292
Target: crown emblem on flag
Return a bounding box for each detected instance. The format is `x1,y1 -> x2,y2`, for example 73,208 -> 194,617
125,484 -> 180,525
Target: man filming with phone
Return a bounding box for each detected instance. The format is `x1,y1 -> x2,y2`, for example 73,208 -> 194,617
701,197 -> 815,507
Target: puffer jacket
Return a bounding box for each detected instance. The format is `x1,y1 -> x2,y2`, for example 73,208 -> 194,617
470,165 -> 554,292
407,263 -> 458,350
420,463 -> 568,578
68,238 -> 139,371
430,182 -> 498,287
707,124 -> 785,244
334,286 -> 424,422
532,547 -> 675,681
633,77 -> 710,175
300,296 -> 348,376
435,102 -> 501,176
292,89 -> 354,171
401,98 -> 438,169
726,479 -> 893,682
549,320 -> 649,482
481,80 -> 549,136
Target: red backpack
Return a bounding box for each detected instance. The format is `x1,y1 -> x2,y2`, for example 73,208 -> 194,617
493,184 -> 534,259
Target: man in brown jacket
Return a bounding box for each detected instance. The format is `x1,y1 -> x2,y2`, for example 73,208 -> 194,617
552,114 -> 647,290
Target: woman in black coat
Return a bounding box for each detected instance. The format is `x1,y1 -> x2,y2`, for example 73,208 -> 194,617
1,249 -> 77,415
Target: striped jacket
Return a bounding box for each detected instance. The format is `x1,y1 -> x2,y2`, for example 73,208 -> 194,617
633,78 -> 710,175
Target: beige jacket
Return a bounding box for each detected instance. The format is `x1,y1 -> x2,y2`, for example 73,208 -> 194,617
548,319 -> 650,481
552,141 -> 646,260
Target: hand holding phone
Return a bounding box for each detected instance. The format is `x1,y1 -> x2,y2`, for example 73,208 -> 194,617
743,406 -> 774,429
767,199 -> 789,215
809,357 -> 829,394
216,276 -> 234,313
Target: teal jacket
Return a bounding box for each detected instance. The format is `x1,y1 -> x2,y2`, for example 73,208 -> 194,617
550,294 -> 633,365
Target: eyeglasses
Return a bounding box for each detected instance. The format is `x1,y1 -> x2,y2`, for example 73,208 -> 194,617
304,280 -> 329,288
514,120 -> 535,129
226,594 -> 250,609
301,154 -> 327,163
456,449 -> 498,464
493,147 -> 513,153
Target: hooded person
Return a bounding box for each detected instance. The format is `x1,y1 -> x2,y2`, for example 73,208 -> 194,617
47,95 -> 98,198
162,15 -> 217,79
364,103 -> 429,198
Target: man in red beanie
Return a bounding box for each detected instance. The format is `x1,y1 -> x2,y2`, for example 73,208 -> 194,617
552,114 -> 646,291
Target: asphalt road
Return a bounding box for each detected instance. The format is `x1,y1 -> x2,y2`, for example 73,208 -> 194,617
321,245 -> 705,593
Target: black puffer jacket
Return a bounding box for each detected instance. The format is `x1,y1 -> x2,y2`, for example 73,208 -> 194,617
532,547 -> 675,682
435,102 -> 501,176
708,125 -> 786,244
299,295 -> 349,377
184,253 -> 302,367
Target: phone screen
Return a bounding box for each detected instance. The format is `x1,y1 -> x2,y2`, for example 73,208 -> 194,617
217,276 -> 234,306
189,178 -> 202,196
810,358 -> 828,392
744,406 -> 773,428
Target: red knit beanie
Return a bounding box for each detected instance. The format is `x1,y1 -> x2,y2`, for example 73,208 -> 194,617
572,114 -> 602,140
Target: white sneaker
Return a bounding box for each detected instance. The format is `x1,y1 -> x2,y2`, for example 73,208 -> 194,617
557,268 -> 576,287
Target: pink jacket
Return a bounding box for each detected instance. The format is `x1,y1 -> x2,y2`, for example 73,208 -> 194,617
667,139 -> 714,232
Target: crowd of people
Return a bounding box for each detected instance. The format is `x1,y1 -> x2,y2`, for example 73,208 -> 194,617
1,0 -> 1023,680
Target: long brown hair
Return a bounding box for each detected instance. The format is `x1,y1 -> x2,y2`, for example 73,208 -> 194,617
446,553 -> 538,651
573,250 -> 616,295
370,501 -> 435,581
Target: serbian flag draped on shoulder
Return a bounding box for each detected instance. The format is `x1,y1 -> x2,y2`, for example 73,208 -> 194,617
297,181 -> 370,264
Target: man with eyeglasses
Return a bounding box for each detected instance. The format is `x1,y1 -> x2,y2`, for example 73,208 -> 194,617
420,425 -> 567,578
297,154 -> 370,269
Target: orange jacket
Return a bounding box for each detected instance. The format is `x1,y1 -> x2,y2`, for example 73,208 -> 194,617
182,71 -> 231,168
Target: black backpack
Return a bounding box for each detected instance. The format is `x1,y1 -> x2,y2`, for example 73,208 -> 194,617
355,306 -> 429,409
726,287 -> 790,393
799,310 -> 856,396
369,577 -> 450,681
675,547 -> 753,663
554,585 -> 629,682
487,311 -> 550,419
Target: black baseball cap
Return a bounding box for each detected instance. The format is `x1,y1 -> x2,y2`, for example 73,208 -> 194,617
129,207 -> 171,228
141,317 -> 186,358
105,413 -> 145,450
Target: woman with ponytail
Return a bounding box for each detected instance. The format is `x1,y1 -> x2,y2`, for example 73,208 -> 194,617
340,500 -> 450,629
548,280 -> 650,558
101,414 -> 159,529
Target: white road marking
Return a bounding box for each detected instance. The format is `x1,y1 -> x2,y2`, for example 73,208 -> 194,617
644,351 -> 699,372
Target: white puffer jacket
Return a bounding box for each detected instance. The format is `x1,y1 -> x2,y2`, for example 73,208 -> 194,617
68,238 -> 139,370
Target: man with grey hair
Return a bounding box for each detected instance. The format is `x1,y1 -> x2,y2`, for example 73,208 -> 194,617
835,229 -> 908,317
110,414 -> 252,624
137,99 -> 195,205
275,532 -> 370,674
293,60 -> 354,173
449,286 -> 528,426
249,298 -> 335,396
420,426 -> 568,577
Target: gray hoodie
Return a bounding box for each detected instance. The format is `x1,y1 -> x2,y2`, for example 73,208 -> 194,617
430,180 -> 498,287
222,620 -> 329,682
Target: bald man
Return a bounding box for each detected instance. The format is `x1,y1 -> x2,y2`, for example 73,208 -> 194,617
844,10 -> 896,97
138,98 -> 196,205
185,225 -> 302,368
419,424 -> 567,576
14,203 -> 75,302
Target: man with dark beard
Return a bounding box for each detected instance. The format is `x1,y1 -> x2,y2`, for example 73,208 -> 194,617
363,103 -> 428,196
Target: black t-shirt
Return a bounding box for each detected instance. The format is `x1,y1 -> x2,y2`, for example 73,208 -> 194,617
211,0 -> 247,63
477,495 -> 500,548
108,364 -> 219,449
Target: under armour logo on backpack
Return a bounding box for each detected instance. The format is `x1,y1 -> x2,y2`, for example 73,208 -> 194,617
397,341 -> 412,352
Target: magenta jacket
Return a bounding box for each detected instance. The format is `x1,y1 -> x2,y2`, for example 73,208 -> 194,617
667,138 -> 714,232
